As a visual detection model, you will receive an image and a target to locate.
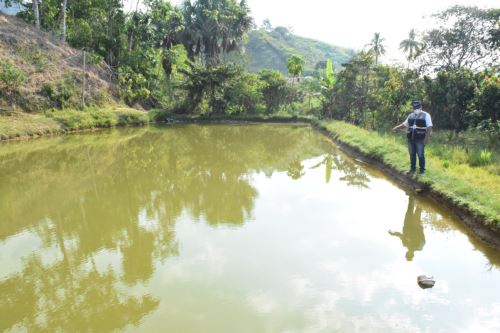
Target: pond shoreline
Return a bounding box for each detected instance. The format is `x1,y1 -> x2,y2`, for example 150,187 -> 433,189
310,122 -> 500,249
1,112 -> 499,248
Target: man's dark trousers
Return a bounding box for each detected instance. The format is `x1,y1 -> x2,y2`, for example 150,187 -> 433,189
408,139 -> 425,172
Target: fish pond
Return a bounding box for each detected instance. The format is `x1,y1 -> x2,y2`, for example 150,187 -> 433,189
1,123 -> 500,332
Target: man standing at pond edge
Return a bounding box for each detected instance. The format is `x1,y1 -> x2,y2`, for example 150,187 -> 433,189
393,101 -> 433,174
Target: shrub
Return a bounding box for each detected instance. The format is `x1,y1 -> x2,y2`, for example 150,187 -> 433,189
468,149 -> 493,167
42,79 -> 76,108
0,60 -> 26,92
118,66 -> 151,105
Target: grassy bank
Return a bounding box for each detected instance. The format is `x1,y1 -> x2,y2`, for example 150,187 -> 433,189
0,106 -> 149,140
316,120 -> 500,226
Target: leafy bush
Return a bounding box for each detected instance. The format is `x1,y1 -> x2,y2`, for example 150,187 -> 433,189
468,149 -> 493,167
118,66 -> 151,105
0,60 -> 26,92
258,69 -> 290,113
475,73 -> 500,125
224,72 -> 264,114
42,78 -> 77,108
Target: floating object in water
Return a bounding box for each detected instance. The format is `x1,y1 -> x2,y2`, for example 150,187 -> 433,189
417,275 -> 435,289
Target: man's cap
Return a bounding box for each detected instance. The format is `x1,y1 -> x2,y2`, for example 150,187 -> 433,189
412,101 -> 422,110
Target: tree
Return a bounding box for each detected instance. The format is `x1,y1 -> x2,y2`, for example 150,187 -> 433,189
322,52 -> 377,124
259,69 -> 288,113
366,32 -> 386,64
419,6 -> 500,72
324,59 -> 335,88
399,29 -> 423,67
145,0 -> 184,78
287,54 -> 305,79
475,72 -> 500,124
424,69 -> 477,131
60,0 -> 67,42
179,0 -> 253,66
179,62 -> 242,114
261,18 -> 272,31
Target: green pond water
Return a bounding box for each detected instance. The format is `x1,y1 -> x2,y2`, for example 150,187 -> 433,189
1,123 -> 500,333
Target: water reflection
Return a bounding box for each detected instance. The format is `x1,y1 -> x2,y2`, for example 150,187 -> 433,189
311,154 -> 370,188
389,196 -> 426,261
1,124 -> 499,332
0,124 -> 338,332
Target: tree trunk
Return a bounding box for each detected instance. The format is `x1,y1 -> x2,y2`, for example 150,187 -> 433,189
33,0 -> 40,31
60,0 -> 68,42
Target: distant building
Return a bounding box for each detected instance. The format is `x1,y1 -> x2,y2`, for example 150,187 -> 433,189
287,77 -> 304,84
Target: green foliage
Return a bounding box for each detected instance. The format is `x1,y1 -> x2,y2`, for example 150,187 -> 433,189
475,72 -> 500,124
477,121 -> 500,149
366,32 -> 386,64
118,66 -> 151,105
45,107 -> 149,130
223,72 -> 264,114
42,77 -> 77,108
259,69 -> 294,114
0,60 -> 26,92
322,52 -> 377,124
468,149 -> 493,167
179,0 -> 253,66
424,68 -> 477,131
324,59 -> 335,88
179,62 -> 242,114
287,54 -> 305,78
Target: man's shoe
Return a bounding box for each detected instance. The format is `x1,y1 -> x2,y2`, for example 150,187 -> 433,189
419,170 -> 425,175
406,169 -> 416,175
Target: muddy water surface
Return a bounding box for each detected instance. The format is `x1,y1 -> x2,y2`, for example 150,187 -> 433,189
1,124 -> 499,332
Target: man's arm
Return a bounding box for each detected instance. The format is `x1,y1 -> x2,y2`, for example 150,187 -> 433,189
424,127 -> 432,145
393,117 -> 409,131
424,113 -> 433,144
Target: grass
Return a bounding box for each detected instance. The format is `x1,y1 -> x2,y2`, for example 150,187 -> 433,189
150,109 -> 316,123
316,120 -> 500,226
0,112 -> 62,139
386,129 -> 499,175
0,106 -> 149,140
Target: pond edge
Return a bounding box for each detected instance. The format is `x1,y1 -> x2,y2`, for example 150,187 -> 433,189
2,113 -> 499,249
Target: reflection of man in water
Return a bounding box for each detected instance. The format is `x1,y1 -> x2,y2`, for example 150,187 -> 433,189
388,196 -> 425,261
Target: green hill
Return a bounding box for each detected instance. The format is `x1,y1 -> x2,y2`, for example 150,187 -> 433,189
245,27 -> 355,75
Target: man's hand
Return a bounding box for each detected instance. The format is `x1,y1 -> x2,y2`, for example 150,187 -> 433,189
424,137 -> 430,145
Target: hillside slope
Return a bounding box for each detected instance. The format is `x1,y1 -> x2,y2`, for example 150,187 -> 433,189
245,27 -> 355,74
0,13 -> 116,113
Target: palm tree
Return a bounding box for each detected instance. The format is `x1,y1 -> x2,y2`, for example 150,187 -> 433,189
399,29 -> 423,67
180,0 -> 253,66
366,32 -> 386,64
